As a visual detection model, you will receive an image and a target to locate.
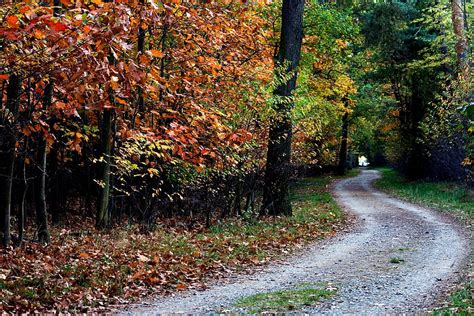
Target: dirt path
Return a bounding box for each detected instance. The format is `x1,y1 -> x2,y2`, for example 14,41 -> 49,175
123,169 -> 470,314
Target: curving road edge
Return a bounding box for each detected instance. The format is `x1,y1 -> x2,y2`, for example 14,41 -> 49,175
122,169 -> 471,314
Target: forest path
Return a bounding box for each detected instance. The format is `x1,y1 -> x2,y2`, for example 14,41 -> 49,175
123,169 -> 470,314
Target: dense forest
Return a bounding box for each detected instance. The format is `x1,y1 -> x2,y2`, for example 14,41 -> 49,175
0,0 -> 472,312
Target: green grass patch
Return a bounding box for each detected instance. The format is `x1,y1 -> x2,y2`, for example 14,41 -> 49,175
389,257 -> 405,264
235,283 -> 336,313
374,168 -> 474,219
434,282 -> 473,315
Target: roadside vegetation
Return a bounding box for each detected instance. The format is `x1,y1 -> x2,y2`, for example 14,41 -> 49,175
234,282 -> 336,313
375,167 -> 473,314
0,176 -> 345,312
375,168 -> 474,219
434,282 -> 473,315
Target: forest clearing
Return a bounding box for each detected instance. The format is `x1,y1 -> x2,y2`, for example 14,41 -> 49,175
0,0 -> 473,314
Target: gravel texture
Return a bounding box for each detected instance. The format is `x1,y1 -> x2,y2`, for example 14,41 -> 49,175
123,169 -> 470,314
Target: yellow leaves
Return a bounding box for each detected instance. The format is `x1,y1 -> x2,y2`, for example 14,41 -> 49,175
335,38 -> 348,49
147,168 -> 159,176
462,158 -> 472,166
148,49 -> 164,58
381,123 -> 398,133
334,74 -> 357,96
34,29 -> 44,39
389,109 -> 400,117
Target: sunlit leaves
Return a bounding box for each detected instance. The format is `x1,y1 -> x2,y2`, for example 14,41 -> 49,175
6,15 -> 19,28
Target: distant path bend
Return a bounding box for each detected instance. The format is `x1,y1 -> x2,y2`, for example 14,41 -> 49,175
123,169 -> 470,314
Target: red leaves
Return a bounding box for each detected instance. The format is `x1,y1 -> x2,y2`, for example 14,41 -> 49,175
6,16 -> 19,28
48,21 -> 68,32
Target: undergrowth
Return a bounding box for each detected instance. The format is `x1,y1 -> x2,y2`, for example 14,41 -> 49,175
0,175 -> 345,312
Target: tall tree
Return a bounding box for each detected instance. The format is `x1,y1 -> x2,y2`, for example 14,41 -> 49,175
0,74 -> 21,247
261,0 -> 305,216
35,81 -> 52,243
337,111 -> 349,175
96,0 -> 115,228
451,0 -> 469,77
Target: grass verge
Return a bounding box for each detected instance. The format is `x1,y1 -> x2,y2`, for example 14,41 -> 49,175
235,283 -> 336,313
374,167 -> 474,219
434,282 -> 473,315
374,167 -> 473,314
0,175 -> 345,312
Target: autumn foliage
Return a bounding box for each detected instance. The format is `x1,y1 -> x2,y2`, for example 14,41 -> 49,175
0,0 -> 472,312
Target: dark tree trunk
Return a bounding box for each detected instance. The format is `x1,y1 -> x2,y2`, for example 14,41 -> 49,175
135,0 -> 146,125
35,82 -> 52,244
261,0 -> 305,216
0,74 -> 21,247
337,112 -> 349,176
19,159 -> 27,245
36,139 -> 50,243
96,108 -> 113,228
96,2 -> 115,228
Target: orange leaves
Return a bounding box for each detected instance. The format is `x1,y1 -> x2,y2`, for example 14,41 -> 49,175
0,0 -> 270,189
79,252 -> 91,259
176,283 -> 187,290
0,74 -> 9,80
110,76 -> 120,91
0,185 -> 343,312
6,16 -> 19,28
48,21 -> 68,32
148,49 -> 164,58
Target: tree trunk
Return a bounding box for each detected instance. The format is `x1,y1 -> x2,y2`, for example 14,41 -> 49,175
19,159 -> 27,245
96,0 -> 115,228
337,112 -> 349,175
134,0 -> 146,126
0,74 -> 21,247
35,82 -> 52,244
451,0 -> 469,78
96,108 -> 113,228
261,0 -> 305,216
36,138 -> 50,243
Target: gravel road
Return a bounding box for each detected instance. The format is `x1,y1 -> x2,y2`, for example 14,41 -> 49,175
123,169 -> 470,314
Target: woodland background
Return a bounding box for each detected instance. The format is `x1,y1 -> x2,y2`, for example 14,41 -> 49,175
0,0 -> 472,312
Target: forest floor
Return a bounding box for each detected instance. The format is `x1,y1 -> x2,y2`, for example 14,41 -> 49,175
123,169 -> 471,314
0,174 -> 347,312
